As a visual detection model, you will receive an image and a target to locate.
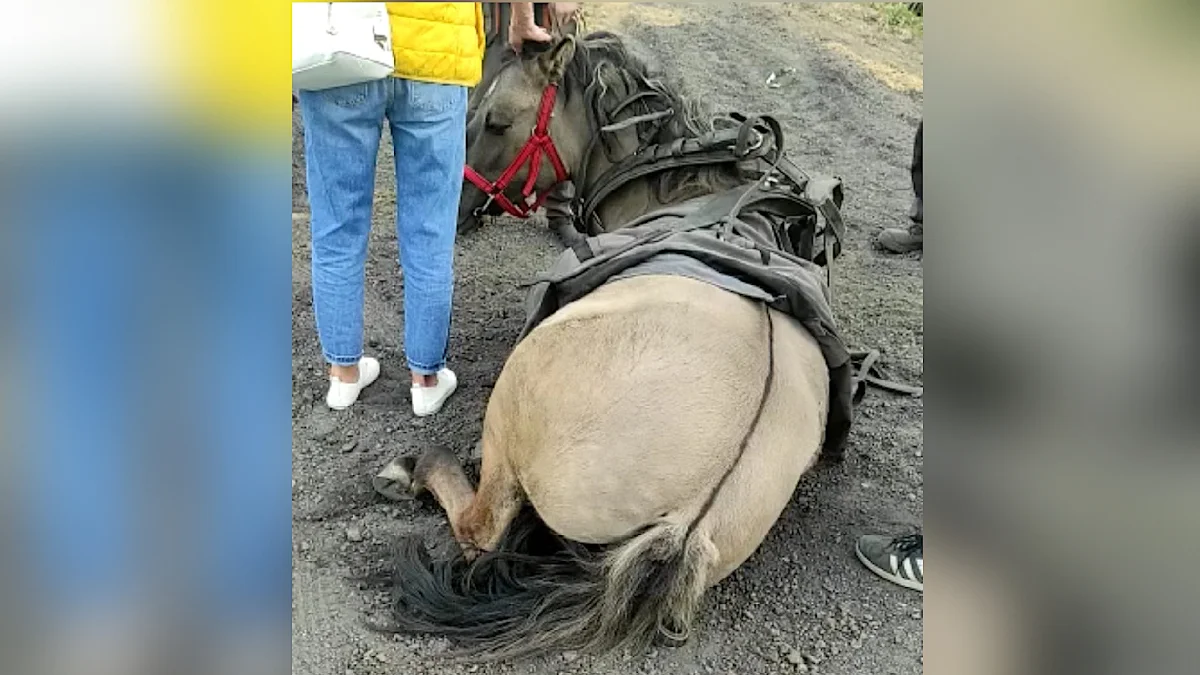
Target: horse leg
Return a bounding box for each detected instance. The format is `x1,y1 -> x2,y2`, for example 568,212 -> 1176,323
411,441 -> 523,556
410,445 -> 475,542
552,219 -> 586,247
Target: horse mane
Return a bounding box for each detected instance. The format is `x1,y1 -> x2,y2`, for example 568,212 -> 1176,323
506,31 -> 713,148
562,31 -> 713,148
503,31 -> 743,206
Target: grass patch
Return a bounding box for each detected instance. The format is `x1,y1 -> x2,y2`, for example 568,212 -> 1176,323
871,3 -> 924,38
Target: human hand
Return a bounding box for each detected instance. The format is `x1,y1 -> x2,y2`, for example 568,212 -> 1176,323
552,3 -> 580,20
509,19 -> 553,53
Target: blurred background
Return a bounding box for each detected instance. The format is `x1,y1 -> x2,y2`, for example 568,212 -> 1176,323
0,1 -> 1196,674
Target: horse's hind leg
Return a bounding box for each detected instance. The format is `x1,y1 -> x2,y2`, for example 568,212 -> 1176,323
411,441 -> 523,555
410,445 -> 475,541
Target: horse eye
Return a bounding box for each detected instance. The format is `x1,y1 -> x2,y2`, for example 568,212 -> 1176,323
485,112 -> 512,135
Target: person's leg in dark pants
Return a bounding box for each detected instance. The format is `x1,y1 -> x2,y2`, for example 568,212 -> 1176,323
543,181 -> 583,245
878,119 -> 923,253
533,4 -> 584,244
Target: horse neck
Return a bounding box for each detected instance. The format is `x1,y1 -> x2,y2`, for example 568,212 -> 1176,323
573,124 -> 654,230
562,75 -> 741,230
579,135 -> 743,231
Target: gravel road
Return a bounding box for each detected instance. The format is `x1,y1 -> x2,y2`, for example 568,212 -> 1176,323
292,4 -> 923,674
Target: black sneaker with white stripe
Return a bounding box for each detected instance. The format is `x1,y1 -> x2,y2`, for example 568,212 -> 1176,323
856,532 -> 923,592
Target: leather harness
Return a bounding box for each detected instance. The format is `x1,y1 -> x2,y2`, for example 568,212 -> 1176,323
463,80 -> 920,402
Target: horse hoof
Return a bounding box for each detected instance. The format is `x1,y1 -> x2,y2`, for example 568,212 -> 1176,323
412,444 -> 461,492
373,456 -> 418,501
654,624 -> 691,649
459,541 -> 482,562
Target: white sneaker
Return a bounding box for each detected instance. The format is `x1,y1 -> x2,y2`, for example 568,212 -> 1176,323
325,356 -> 380,410
411,368 -> 458,417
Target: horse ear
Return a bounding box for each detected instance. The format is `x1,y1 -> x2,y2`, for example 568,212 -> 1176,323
537,36 -> 577,83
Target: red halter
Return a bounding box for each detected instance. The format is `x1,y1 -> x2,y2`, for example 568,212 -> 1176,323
464,84 -> 570,219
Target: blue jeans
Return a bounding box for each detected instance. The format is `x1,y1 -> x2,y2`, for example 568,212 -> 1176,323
299,77 -> 466,374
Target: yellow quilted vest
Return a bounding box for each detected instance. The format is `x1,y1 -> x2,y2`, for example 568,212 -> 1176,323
383,2 -> 485,87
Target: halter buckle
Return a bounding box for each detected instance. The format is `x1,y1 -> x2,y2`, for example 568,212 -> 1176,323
473,193 -> 496,218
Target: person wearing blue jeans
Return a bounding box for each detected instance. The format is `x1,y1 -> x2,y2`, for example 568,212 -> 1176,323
297,2 -> 485,416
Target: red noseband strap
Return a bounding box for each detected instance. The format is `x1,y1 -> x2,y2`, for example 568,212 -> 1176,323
464,84 -> 570,219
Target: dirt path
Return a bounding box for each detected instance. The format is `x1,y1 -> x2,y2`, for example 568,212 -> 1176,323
292,4 -> 923,674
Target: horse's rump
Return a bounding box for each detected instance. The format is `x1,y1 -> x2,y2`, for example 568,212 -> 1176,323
494,274 -> 776,545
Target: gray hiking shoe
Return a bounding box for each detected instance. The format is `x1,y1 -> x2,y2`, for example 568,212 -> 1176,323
877,221 -> 923,253
856,532 -> 923,592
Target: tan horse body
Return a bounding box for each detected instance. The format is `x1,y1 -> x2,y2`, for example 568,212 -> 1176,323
382,34 -> 836,660
420,275 -> 827,577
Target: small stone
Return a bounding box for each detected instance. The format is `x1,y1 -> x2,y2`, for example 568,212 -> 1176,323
911,610 -> 922,620
299,540 -> 312,552
346,524 -> 364,542
786,650 -> 804,665
341,440 -> 358,453
907,492 -> 917,501
770,627 -> 781,638
562,651 -> 579,663
385,426 -> 395,434
850,638 -> 862,650
803,652 -> 822,666
915,448 -> 923,458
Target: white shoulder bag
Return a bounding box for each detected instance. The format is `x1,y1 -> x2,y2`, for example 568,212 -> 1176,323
292,2 -> 395,92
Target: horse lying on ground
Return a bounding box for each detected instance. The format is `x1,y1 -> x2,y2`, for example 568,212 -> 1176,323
370,33 -> 857,661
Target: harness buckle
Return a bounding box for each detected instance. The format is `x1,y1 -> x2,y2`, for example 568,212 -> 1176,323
744,130 -> 764,153
473,193 -> 496,218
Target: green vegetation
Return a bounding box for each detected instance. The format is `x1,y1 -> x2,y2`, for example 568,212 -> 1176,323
871,3 -> 923,38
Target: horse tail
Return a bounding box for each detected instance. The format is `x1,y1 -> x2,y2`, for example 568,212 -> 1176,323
593,517 -> 720,648
373,507 -> 719,662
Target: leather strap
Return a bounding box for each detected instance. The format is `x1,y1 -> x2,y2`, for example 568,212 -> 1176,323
850,350 -> 924,402
578,117 -> 781,229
